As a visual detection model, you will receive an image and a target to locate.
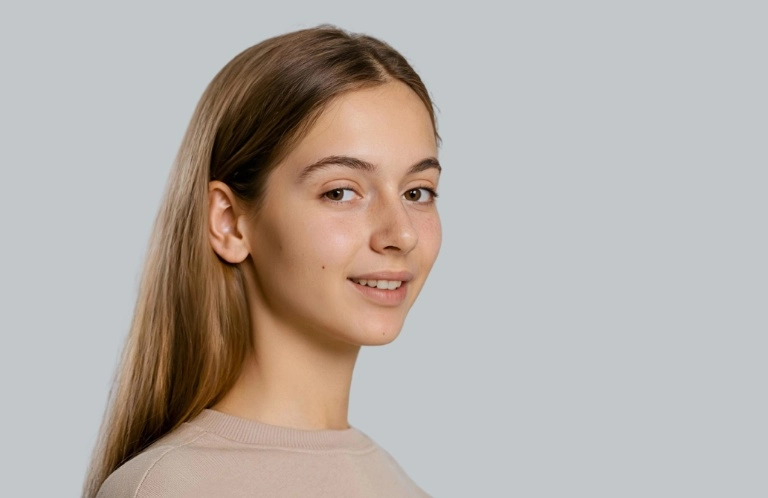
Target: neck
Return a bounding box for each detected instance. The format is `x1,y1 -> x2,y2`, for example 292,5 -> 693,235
213,310 -> 360,431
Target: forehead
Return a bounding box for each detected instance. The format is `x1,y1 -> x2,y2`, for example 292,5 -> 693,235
278,82 -> 438,176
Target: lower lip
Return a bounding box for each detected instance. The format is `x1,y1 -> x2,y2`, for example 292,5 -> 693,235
348,279 -> 408,306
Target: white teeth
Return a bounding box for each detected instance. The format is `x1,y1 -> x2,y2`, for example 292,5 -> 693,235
352,279 -> 402,290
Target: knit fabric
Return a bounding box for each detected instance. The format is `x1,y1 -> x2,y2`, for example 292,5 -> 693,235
96,409 -> 430,497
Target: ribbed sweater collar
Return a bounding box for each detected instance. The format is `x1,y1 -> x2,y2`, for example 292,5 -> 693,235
186,409 -> 374,452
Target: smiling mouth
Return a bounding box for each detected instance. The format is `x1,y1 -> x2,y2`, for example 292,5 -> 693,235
349,278 -> 403,290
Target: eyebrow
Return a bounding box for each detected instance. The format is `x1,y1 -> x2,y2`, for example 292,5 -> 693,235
297,155 -> 441,182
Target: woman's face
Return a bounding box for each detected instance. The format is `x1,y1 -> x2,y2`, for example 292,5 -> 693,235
243,81 -> 441,346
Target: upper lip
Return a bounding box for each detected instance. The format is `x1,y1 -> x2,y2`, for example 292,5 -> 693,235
348,271 -> 413,282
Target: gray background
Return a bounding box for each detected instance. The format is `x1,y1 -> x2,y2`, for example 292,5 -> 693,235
1,1 -> 766,496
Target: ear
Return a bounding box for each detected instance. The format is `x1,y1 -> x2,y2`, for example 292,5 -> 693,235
208,181 -> 250,263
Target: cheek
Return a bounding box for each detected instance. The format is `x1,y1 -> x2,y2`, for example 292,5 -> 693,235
417,213 -> 442,264
294,212 -> 363,270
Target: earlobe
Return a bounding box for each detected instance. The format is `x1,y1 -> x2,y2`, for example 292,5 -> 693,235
208,181 -> 250,263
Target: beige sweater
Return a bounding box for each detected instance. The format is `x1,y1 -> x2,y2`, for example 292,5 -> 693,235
96,409 -> 430,497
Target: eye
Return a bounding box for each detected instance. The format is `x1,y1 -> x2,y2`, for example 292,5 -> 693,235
403,187 -> 437,203
323,188 -> 357,202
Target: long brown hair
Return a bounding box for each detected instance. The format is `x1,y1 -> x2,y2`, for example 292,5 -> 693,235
84,26 -> 437,497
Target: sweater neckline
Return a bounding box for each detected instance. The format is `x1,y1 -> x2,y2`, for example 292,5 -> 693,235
186,409 -> 374,452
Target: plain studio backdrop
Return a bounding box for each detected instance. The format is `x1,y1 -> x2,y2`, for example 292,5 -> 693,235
1,1 -> 765,497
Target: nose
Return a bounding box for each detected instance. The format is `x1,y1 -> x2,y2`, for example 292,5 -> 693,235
369,195 -> 418,255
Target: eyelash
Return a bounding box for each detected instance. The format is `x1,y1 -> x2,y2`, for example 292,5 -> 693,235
322,185 -> 359,204
321,186 -> 439,204
404,187 -> 439,203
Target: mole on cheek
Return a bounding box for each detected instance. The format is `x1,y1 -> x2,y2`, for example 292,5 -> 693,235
322,265 -> 325,269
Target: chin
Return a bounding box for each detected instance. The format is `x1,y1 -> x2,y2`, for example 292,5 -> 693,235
359,329 -> 402,346
343,319 -> 405,347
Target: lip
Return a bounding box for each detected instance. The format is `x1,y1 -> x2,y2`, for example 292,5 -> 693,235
346,271 -> 412,306
347,270 -> 413,282
348,279 -> 409,306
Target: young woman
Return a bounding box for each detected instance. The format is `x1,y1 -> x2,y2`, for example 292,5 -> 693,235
85,26 -> 441,497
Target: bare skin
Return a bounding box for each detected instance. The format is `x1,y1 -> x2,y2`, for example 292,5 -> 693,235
207,81 -> 441,430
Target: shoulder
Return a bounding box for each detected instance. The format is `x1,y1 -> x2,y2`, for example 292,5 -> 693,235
96,424 -> 209,498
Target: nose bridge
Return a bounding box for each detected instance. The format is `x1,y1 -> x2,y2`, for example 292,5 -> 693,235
370,191 -> 418,254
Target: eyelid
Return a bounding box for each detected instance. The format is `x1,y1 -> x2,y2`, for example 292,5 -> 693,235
321,183 -> 438,204
322,185 -> 360,203
404,186 -> 439,203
